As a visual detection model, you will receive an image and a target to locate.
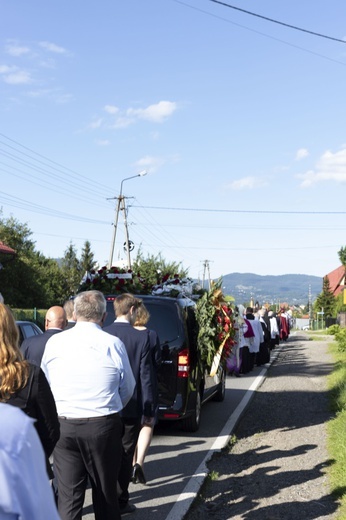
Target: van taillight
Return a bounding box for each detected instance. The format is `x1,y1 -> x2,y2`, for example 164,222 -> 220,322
178,349 -> 190,378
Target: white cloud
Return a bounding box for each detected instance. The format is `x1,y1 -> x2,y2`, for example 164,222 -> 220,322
0,65 -> 14,74
5,43 -> 30,57
27,88 -> 53,98
95,139 -> 110,146
228,176 -> 266,190
297,147 -> 346,187
127,101 -> 177,123
295,148 -> 309,161
38,58 -> 57,69
88,118 -> 103,129
39,41 -> 68,54
104,105 -> 119,115
110,116 -> 134,129
150,131 -> 160,141
55,93 -> 73,104
134,155 -> 165,173
26,88 -> 73,104
88,100 -> 177,132
2,69 -> 32,85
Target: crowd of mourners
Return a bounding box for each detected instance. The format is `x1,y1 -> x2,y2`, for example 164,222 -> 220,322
0,291 -> 159,520
226,305 -> 292,377
0,289 -> 293,520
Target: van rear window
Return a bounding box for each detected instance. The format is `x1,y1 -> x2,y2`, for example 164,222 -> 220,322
146,303 -> 180,344
105,299 -> 181,344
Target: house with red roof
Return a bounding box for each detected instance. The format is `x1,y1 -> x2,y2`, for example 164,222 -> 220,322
325,265 -> 346,297
0,241 -> 16,256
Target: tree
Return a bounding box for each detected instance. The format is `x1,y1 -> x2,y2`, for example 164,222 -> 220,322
132,249 -> 188,289
338,246 -> 346,268
0,215 -> 54,307
0,213 -> 74,307
314,276 -> 336,318
80,240 -> 97,275
32,253 -> 66,307
60,242 -> 82,300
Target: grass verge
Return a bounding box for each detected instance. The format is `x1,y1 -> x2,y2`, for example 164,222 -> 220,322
327,341 -> 346,519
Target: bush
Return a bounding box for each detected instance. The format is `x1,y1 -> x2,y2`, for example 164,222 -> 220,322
334,328 -> 346,353
327,342 -> 346,516
327,324 -> 341,336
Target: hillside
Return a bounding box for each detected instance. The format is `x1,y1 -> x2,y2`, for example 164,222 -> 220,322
215,273 -> 322,306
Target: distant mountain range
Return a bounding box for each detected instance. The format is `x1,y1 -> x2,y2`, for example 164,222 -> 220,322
210,273 -> 322,306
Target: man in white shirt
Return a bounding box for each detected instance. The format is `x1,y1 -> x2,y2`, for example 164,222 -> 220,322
41,290 -> 135,520
0,403 -> 60,520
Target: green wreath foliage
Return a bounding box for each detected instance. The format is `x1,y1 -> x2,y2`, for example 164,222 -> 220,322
196,279 -> 236,371
196,290 -> 219,369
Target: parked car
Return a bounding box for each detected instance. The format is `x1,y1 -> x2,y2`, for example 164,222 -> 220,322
103,294 -> 226,432
16,320 -> 43,345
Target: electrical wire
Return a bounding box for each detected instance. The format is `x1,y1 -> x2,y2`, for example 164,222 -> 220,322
0,134 -> 120,212
0,133 -> 115,196
208,0 -> 346,44
0,190 -> 109,224
0,161 -> 109,210
171,0 -> 346,67
132,205 -> 346,215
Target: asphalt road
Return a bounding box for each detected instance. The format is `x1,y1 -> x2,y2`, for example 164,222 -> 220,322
81,351 -> 279,520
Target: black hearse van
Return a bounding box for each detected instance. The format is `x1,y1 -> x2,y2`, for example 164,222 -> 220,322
104,294 -> 225,432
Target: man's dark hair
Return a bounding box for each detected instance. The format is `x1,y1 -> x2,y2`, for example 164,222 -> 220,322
113,293 -> 142,317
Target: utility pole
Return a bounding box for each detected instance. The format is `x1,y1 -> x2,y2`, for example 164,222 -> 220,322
108,194 -> 131,269
108,196 -> 122,269
107,171 -> 147,269
202,260 -> 211,291
122,197 -> 132,269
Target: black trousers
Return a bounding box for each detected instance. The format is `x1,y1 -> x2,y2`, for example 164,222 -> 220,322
117,417 -> 141,507
240,347 -> 255,374
54,414 -> 123,520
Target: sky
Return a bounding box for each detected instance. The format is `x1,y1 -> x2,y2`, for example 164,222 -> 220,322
1,0 -> 346,283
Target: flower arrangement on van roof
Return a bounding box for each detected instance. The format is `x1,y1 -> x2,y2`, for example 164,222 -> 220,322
78,267 -> 202,298
78,266 -> 147,294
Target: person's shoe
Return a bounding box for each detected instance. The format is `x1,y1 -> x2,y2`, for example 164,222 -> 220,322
131,463 -> 146,484
120,502 -> 136,515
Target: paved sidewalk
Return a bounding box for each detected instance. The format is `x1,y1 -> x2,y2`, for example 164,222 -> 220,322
185,334 -> 340,520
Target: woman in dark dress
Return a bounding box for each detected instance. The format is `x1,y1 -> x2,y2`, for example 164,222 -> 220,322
132,301 -> 161,485
0,303 -> 60,477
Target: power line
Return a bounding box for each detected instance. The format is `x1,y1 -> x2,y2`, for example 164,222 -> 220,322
208,0 -> 346,44
0,190 -> 109,224
0,133 -> 114,195
172,0 -> 346,67
0,134 -> 115,204
132,205 -> 346,215
129,198 -> 198,265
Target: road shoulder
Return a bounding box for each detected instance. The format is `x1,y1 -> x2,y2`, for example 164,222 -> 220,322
185,335 -> 339,520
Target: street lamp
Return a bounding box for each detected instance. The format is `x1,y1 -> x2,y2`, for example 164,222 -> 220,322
108,170 -> 147,269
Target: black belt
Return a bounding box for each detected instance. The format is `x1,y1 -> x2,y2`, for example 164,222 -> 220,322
58,413 -> 118,421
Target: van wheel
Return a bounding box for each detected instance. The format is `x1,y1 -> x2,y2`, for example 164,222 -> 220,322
181,390 -> 201,432
213,367 -> 226,402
